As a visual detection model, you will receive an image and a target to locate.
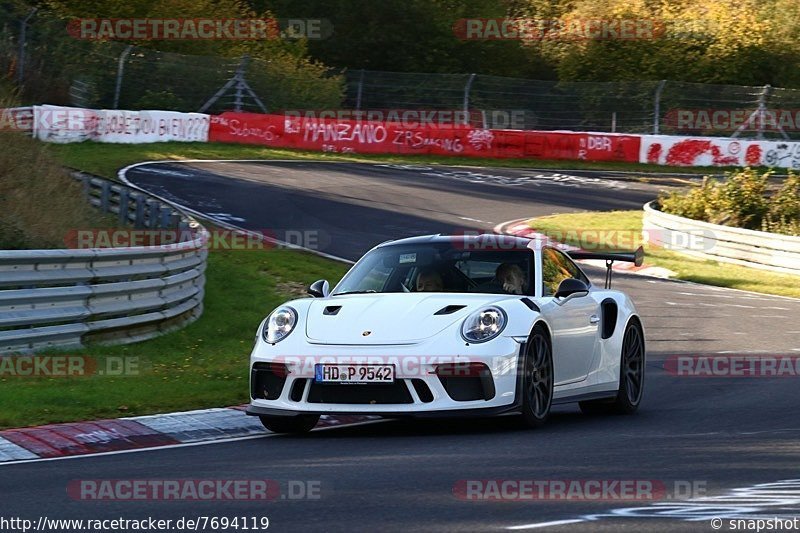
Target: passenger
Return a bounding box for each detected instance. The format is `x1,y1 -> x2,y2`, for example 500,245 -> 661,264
496,263 -> 526,295
416,268 -> 444,292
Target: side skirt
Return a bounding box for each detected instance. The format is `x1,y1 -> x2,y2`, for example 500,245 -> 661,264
552,390 -> 617,406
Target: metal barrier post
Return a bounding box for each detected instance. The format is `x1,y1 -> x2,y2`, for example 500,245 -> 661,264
653,80 -> 666,134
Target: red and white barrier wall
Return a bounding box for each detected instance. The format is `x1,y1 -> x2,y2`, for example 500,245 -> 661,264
209,112 -> 641,162
640,135 -> 799,168
11,104 -> 800,169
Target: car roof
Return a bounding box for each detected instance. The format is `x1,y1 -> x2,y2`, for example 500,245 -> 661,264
375,233 -> 542,251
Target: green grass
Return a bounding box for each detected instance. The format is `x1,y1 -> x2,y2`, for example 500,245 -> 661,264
0,248 -> 348,429
526,211 -> 800,298
48,141 -> 732,179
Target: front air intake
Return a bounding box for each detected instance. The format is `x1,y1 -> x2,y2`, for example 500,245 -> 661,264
251,362 -> 288,400
435,363 -> 495,401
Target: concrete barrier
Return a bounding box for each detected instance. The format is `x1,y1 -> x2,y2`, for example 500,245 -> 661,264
643,201 -> 800,275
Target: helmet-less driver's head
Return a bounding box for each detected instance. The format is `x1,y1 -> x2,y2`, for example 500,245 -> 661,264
416,268 -> 444,292
496,263 -> 526,295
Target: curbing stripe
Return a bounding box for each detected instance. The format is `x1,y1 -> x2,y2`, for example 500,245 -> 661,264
130,408 -> 265,443
0,419 -> 180,460
0,407 -> 375,463
0,436 -> 38,462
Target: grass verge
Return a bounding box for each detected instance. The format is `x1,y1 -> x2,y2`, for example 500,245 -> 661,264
48,141 -> 732,179
525,211 -> 800,298
0,132 -> 113,249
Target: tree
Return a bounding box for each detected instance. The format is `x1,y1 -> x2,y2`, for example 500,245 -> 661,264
257,0 -> 553,78
514,0 -> 800,87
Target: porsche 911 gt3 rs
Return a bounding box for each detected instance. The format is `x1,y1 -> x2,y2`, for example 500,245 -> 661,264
246,234 -> 645,433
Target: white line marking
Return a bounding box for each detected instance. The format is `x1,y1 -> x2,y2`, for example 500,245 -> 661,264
118,161 -> 355,265
458,216 -> 493,224
506,518 -> 587,530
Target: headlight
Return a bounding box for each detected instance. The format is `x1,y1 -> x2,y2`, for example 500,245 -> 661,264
461,307 -> 507,343
262,306 -> 298,343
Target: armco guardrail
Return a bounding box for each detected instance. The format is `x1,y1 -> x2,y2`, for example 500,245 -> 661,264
643,201 -> 800,275
0,171 -> 208,353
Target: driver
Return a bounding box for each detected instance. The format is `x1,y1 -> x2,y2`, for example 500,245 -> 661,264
416,268 -> 444,292
496,263 -> 527,295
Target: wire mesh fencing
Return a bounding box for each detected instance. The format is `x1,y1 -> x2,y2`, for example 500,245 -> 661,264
5,5 -> 800,138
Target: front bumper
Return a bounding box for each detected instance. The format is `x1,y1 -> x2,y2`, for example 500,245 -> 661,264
248,336 -> 524,416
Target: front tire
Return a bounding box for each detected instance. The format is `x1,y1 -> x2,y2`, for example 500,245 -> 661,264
259,414 -> 320,434
519,325 -> 554,428
579,318 -> 645,415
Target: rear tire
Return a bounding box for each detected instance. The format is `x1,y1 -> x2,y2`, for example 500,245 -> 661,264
519,325 -> 554,428
579,318 -> 645,415
259,414 -> 320,434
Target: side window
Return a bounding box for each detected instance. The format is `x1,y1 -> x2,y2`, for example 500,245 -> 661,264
542,248 -> 589,296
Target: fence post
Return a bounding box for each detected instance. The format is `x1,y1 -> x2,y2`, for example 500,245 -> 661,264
199,55 -> 267,114
113,45 -> 134,109
100,181 -> 111,212
233,55 -> 250,112
731,84 -> 787,140
147,200 -> 159,229
463,73 -> 476,125
653,80 -> 666,134
134,194 -> 146,228
118,188 -> 130,225
355,69 -> 365,111
17,8 -> 37,86
159,207 -> 173,229
757,85 -> 770,140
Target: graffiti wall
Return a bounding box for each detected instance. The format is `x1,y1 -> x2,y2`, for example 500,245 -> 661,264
640,135 -> 800,169
209,112 -> 642,162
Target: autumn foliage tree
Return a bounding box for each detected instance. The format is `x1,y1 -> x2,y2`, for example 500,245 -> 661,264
514,0 -> 800,86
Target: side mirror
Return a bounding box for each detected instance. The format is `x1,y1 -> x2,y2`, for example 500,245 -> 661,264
554,278 -> 589,299
307,279 -> 330,298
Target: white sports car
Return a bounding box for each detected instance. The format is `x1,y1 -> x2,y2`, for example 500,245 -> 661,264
246,234 -> 645,433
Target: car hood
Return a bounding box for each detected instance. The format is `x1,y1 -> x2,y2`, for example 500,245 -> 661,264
304,293 -> 508,345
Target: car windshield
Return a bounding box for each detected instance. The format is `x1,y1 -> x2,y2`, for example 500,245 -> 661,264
332,242 -> 533,295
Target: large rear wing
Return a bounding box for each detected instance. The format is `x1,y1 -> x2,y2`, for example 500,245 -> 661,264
566,246 -> 644,289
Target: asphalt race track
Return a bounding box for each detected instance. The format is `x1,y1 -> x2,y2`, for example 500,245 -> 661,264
4,161 -> 799,532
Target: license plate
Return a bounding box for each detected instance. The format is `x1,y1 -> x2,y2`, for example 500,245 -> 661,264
314,364 -> 395,384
